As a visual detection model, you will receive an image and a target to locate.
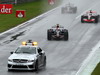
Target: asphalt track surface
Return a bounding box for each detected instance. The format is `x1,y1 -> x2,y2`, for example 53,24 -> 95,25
0,0 -> 100,75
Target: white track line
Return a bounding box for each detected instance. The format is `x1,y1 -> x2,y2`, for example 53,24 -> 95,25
76,41 -> 100,75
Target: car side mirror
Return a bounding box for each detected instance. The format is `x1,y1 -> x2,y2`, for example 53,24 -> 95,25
39,52 -> 42,55
38,48 -> 42,53
10,52 -> 14,54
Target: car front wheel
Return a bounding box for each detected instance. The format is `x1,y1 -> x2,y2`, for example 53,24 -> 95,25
35,61 -> 39,71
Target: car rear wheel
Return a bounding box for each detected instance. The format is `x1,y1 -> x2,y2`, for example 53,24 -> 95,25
94,16 -> 99,23
61,8 -> 65,14
73,7 -> 77,13
64,30 -> 69,41
81,16 -> 84,23
47,30 -> 52,40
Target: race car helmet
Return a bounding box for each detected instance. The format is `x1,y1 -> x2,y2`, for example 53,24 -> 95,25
56,24 -> 59,28
90,10 -> 92,13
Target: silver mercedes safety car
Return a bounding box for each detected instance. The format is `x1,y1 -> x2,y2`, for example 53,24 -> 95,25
8,40 -> 46,71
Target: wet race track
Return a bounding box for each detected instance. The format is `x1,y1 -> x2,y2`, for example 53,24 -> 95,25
0,0 -> 100,75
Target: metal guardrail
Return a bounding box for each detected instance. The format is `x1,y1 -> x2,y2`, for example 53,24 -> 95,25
16,0 -> 36,4
0,0 -> 36,4
0,0 -> 15,4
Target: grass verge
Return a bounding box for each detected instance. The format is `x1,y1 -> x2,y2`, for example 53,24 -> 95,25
0,0 -> 61,32
91,62 -> 100,75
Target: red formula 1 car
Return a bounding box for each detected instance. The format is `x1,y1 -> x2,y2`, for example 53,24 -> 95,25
81,10 -> 99,23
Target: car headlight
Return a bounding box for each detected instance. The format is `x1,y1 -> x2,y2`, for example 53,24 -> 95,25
8,59 -> 13,62
28,60 -> 34,62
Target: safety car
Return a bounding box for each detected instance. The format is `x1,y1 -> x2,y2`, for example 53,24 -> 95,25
61,3 -> 77,14
81,10 -> 99,23
8,40 -> 46,71
47,24 -> 69,40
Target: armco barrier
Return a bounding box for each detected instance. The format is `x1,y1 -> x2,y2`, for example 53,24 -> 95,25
16,0 -> 35,4
0,0 -> 36,4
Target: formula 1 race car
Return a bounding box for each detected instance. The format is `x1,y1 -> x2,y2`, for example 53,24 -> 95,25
47,24 -> 69,41
61,3 -> 77,14
81,10 -> 99,23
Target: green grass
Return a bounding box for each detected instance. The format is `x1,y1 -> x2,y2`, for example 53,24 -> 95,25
0,0 -> 61,32
91,62 -> 100,75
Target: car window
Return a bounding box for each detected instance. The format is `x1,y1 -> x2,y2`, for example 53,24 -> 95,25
15,47 -> 36,54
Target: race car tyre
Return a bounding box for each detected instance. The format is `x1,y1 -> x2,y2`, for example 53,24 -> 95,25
98,15 -> 100,18
64,30 -> 69,41
47,30 -> 52,40
95,16 -> 98,23
35,61 -> 39,71
8,69 -> 11,72
73,7 -> 77,13
61,8 -> 65,14
81,16 -> 84,23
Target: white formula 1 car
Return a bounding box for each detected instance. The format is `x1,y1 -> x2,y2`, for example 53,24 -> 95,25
61,3 -> 77,14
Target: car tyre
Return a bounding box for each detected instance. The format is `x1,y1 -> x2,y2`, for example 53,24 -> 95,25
43,56 -> 46,67
47,30 -> 52,40
81,16 -> 84,23
61,8 -> 65,14
35,61 -> 39,71
95,16 -> 98,23
8,69 -> 11,72
73,7 -> 77,13
64,30 -> 69,41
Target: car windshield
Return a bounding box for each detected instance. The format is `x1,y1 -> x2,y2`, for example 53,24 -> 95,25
15,47 -> 36,54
